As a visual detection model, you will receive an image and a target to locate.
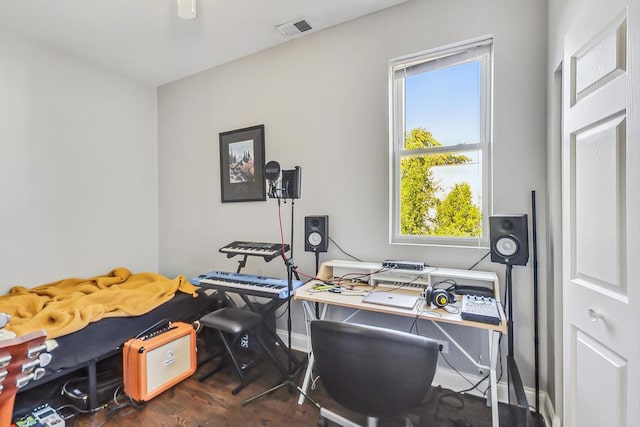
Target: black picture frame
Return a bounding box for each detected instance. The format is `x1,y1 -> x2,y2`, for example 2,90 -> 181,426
219,124 -> 266,203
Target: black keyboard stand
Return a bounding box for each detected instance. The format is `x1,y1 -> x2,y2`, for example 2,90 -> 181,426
214,224 -> 311,406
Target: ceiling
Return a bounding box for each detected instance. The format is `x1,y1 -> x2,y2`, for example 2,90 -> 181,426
0,0 -> 410,87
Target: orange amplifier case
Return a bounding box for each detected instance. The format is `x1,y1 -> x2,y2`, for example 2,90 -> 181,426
123,321 -> 197,402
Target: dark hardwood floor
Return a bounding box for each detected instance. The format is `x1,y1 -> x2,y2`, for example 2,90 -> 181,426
39,336 -> 544,427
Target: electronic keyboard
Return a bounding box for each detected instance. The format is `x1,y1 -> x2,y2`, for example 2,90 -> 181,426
219,241 -> 290,261
191,270 -> 303,299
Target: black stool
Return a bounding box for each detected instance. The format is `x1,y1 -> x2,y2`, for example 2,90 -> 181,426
198,307 -> 284,395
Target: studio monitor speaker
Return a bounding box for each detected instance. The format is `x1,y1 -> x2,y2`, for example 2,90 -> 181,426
304,215 -> 329,253
489,214 -> 529,266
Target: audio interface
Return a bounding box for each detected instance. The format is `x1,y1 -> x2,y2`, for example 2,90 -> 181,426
382,260 -> 425,271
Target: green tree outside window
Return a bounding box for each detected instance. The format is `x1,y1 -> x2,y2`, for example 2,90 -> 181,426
400,128 -> 481,237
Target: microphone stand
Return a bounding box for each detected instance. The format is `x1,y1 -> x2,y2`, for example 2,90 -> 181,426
241,196 -> 318,408
285,197 -> 298,371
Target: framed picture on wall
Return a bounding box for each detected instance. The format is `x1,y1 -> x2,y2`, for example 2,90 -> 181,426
219,124 -> 266,203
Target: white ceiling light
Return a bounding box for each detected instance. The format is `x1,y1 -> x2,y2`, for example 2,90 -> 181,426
177,0 -> 197,20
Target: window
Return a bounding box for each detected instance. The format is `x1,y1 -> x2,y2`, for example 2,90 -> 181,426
389,37 -> 493,247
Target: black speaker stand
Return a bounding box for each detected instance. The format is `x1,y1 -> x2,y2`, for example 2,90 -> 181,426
314,250 -> 321,318
506,263 -> 514,357
504,263 -> 532,425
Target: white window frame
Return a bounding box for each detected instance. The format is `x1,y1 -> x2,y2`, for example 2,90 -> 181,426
388,37 -> 494,247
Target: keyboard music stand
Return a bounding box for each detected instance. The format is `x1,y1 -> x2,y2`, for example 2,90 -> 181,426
241,197 -> 318,408
234,255 -> 248,274
218,242 -> 291,274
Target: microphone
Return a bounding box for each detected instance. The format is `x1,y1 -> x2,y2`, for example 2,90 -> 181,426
264,160 -> 281,198
263,161 -> 301,199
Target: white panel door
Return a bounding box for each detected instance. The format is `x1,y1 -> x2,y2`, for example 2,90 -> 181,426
562,3 -> 639,427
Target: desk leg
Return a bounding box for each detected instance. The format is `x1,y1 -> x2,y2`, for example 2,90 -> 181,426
298,300 -> 324,405
297,351 -> 314,405
489,330 -> 500,427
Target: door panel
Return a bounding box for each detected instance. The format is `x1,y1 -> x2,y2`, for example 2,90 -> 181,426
562,4 -> 638,427
573,18 -> 626,103
573,329 -> 627,427
573,115 -> 625,293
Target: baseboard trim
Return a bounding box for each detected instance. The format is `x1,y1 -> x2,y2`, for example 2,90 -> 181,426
277,328 -> 560,427
277,328 -> 311,353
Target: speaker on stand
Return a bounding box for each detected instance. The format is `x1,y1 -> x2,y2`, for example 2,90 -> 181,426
489,214 -> 528,356
489,214 -> 530,425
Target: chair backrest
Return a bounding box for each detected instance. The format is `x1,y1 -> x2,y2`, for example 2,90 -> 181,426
311,320 -> 439,419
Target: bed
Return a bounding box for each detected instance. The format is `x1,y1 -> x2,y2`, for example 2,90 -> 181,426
0,268 -> 223,417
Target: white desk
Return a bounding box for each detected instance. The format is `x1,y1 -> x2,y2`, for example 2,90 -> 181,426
294,260 -> 506,427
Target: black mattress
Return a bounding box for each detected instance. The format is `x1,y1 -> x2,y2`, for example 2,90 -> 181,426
47,289 -> 221,372
13,288 -> 224,421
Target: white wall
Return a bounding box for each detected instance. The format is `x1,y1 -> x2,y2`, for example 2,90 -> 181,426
0,32 -> 159,291
158,0 -> 546,391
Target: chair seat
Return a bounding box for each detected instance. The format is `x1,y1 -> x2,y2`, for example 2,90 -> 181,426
200,307 -> 263,335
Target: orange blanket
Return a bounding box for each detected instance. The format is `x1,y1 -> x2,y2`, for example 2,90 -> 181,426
0,268 -> 199,339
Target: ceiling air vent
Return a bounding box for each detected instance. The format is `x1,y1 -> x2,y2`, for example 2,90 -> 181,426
276,18 -> 313,39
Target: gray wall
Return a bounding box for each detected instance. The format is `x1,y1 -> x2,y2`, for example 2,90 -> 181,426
0,32 -> 159,289
158,0 -> 548,394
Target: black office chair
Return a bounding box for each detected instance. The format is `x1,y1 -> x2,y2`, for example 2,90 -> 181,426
310,320 -> 440,427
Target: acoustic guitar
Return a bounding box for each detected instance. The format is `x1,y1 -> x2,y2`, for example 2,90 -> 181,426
0,329 -> 55,426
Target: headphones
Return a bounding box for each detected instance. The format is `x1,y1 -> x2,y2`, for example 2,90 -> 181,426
424,286 -> 456,308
